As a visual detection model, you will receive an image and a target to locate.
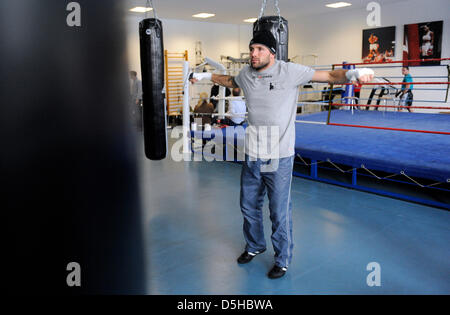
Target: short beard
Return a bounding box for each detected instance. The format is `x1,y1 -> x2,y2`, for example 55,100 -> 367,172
251,60 -> 270,71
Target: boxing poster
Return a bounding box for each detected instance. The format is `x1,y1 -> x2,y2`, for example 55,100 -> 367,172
403,21 -> 443,66
362,26 -> 396,63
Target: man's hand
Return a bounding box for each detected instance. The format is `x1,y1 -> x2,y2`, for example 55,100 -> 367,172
346,68 -> 374,84
189,72 -> 212,84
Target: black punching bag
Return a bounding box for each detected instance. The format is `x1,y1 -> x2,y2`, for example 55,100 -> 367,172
1,0 -> 146,294
139,18 -> 167,160
253,16 -> 289,62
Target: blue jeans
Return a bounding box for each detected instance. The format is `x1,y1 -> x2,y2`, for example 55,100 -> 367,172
240,154 -> 294,268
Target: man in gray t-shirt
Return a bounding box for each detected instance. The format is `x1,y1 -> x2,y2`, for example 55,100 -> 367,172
234,60 -> 314,159
190,31 -> 374,279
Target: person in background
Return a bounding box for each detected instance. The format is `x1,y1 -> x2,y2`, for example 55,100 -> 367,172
223,88 -> 246,126
396,66 -> 414,112
210,83 -> 231,111
129,71 -> 143,130
194,92 -> 214,127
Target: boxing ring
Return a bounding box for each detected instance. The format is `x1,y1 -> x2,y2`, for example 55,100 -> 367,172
293,110 -> 450,209
186,57 -> 450,210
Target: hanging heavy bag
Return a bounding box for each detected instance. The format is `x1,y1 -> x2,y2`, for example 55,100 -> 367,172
253,16 -> 289,62
139,18 -> 167,160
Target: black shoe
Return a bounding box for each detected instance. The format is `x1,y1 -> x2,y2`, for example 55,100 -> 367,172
268,265 -> 287,279
237,249 -> 266,264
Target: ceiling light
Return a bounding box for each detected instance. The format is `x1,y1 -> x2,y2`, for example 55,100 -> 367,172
192,13 -> 216,19
244,18 -> 258,23
325,2 -> 352,8
129,7 -> 153,13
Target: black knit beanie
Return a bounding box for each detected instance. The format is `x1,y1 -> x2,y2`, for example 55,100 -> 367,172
249,31 -> 277,55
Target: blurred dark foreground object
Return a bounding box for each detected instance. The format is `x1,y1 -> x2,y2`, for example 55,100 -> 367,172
0,0 -> 146,294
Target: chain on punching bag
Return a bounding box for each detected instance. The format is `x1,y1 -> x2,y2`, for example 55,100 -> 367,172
139,15 -> 167,160
253,0 -> 289,62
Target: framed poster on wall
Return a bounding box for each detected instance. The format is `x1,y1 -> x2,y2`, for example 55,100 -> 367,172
403,21 -> 443,66
362,26 -> 396,63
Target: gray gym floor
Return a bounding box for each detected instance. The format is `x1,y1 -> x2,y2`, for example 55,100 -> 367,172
138,136 -> 450,294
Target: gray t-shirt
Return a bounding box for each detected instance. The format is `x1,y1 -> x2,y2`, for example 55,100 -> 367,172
234,60 -> 315,158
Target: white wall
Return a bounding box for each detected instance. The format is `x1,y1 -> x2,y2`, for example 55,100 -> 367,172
126,0 -> 450,113
288,0 -> 450,112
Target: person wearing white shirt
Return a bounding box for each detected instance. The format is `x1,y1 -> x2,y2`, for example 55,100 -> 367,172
129,71 -> 143,130
225,88 -> 246,126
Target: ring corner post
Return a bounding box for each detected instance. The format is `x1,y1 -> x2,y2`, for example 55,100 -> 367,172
342,62 -> 355,114
445,65 -> 449,102
182,61 -> 191,155
326,64 -> 336,124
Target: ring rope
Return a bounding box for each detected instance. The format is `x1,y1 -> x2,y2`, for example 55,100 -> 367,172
307,58 -> 450,70
330,103 -> 450,110
332,58 -> 450,67
360,87 -> 447,91
353,65 -> 449,69
297,101 -> 329,105
328,123 -> 450,135
376,76 -> 448,79
295,120 -> 327,125
346,99 -> 448,104
342,81 -> 450,86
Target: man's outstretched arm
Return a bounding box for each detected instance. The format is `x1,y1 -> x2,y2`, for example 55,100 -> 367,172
312,68 -> 374,84
189,73 -> 239,89
211,74 -> 239,88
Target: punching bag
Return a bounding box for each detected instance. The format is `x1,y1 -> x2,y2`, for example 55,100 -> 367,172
139,18 -> 167,160
253,16 -> 289,62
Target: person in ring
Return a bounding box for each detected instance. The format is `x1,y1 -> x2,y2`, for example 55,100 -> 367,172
396,66 -> 414,112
